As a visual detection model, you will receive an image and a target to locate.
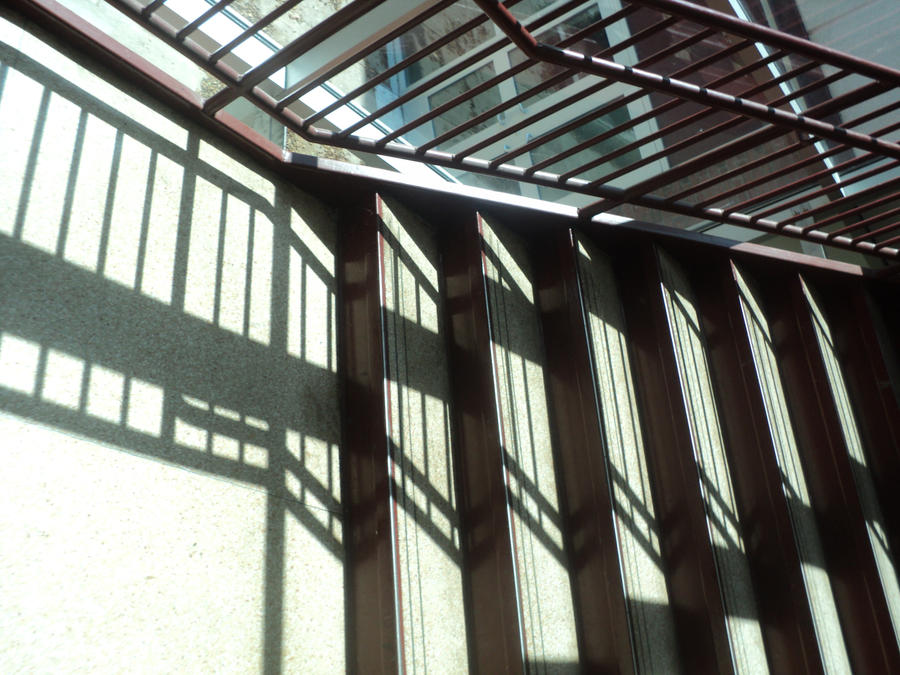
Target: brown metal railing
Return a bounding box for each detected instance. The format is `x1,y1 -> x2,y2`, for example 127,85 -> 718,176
19,0 -> 900,260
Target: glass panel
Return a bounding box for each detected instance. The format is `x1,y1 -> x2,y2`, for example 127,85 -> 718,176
511,4 -> 609,104
427,64 -> 502,144
529,102 -> 640,194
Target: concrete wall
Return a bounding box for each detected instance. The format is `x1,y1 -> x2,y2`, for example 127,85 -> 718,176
3,6 -> 900,674
733,264 -> 850,673
1,14 -> 344,673
575,236 -> 680,674
656,249 -> 768,675
379,196 -> 468,673
801,278 -> 900,639
480,217 -> 580,671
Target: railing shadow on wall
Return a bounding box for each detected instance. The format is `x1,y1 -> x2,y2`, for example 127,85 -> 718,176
737,283 -> 832,573
0,28 -> 472,673
377,207 -> 469,671
0,18 -> 515,670
482,236 -> 683,578
0,33 -> 345,673
379,220 -> 463,570
3,13 -> 845,671
666,287 -> 768,627
0,30 -> 649,664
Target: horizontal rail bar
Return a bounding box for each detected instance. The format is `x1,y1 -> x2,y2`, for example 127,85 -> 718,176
208,0 -> 304,63
797,191 -> 900,234
497,28 -> 768,170
725,157 -> 900,217
9,0 -> 900,286
275,0 -> 457,110
684,100 -> 900,205
571,60 -> 833,185
106,0 -> 243,83
854,219 -> 900,244
844,206 -> 900,241
771,177 -> 900,226
478,38 -> 758,168
445,7 -> 725,159
527,41 -> 774,175
273,99 -> 900,258
335,0 -> 585,138
38,0 -> 900,261
476,0 -> 900,160
302,11 -> 497,128
203,0 -> 388,114
175,0 -> 234,42
874,232 -> 900,249
543,44 -> 898,158
375,2 -> 630,145
627,0 -> 900,87
701,147 -> 879,211
497,43 -> 797,171
579,79 -> 890,218
301,0 -> 548,127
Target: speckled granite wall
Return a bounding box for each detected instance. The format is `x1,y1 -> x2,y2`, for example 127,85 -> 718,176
575,237 -> 680,674
379,196 -> 468,673
734,265 -> 850,673
0,15 -> 344,673
801,277 -> 900,642
656,249 -> 769,675
480,216 -> 579,670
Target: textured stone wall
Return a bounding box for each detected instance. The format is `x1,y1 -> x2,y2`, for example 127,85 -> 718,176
801,278 -> 900,639
733,264 -> 851,673
3,5 -> 899,673
480,216 -> 580,670
576,236 -> 680,674
657,249 -> 769,675
379,196 -> 468,673
0,14 -> 344,673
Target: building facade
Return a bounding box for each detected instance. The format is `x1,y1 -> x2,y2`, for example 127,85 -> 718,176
1,1 -> 899,672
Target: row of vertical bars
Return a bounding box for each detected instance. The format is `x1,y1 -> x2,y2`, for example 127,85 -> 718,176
65,0 -> 900,258
4,2 -> 897,669
337,189 -> 899,673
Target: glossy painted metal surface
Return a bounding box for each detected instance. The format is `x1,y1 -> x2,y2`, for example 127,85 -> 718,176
611,240 -> 734,675
628,0 -> 900,86
14,0 -> 895,275
477,0 -> 900,159
533,228 -> 634,674
688,254 -> 823,674
440,212 -> 524,674
6,2 -> 900,669
818,282 -> 900,556
580,80 -> 891,216
200,0 -> 389,114
759,271 -> 900,674
338,195 -> 400,674
19,0 -> 896,258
